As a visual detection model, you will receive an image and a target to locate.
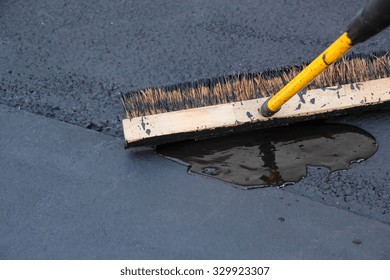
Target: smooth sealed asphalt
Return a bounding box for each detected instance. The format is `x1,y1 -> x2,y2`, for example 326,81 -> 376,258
1,105 -> 390,259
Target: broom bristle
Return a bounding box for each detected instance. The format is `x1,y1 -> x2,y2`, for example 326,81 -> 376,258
121,52 -> 390,119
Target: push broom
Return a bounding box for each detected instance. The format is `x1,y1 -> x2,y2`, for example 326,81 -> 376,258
121,0 -> 390,148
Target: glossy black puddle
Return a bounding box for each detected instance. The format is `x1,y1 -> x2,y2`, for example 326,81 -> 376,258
156,123 -> 378,188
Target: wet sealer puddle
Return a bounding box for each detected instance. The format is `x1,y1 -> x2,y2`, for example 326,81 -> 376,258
156,123 -> 377,188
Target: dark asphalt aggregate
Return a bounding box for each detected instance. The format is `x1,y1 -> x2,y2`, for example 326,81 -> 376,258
1,0 -> 390,258
1,0 -> 390,136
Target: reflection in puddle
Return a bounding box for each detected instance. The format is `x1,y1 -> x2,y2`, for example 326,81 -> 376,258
156,123 -> 377,188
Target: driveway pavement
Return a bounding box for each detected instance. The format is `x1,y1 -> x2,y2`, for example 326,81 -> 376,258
1,0 -> 389,259
1,105 -> 390,259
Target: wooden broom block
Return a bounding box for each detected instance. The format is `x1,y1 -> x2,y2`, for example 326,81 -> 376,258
122,78 -> 390,147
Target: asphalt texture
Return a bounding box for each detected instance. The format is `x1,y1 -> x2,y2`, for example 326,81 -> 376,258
1,0 -> 390,137
1,105 -> 390,259
1,0 -> 390,259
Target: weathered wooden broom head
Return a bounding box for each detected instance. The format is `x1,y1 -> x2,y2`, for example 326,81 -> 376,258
121,53 -> 390,148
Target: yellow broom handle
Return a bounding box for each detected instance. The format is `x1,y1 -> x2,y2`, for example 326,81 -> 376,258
260,0 -> 390,117
268,32 -> 352,112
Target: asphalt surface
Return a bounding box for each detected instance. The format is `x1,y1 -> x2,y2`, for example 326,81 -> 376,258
1,105 -> 390,259
1,0 -> 390,259
1,0 -> 390,136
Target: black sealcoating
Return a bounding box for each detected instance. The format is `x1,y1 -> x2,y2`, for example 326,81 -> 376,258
156,122 -> 377,188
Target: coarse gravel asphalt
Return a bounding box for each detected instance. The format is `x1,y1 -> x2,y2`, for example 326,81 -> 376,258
1,0 -> 390,136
